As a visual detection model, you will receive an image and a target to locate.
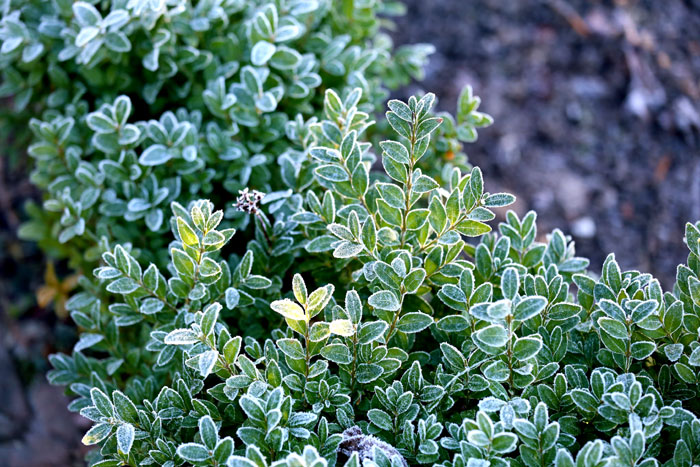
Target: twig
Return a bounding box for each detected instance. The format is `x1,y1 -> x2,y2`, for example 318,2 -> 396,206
545,0 -> 590,37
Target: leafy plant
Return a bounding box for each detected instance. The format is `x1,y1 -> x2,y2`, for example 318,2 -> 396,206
3,1 -> 700,466
3,0 -> 443,276
33,91 -> 700,466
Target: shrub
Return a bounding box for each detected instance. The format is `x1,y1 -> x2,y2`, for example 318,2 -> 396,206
2,0 -> 447,271
41,91 -> 700,467
4,2 -> 700,467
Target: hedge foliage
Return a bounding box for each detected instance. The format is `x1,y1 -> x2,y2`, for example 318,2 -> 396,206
2,1 -> 700,467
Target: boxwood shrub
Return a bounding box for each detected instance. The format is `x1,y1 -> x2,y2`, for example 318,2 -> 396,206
3,1 -> 700,467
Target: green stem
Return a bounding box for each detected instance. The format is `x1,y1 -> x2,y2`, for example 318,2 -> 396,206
399,119 -> 418,249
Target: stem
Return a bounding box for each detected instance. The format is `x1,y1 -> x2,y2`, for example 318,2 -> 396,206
399,119 -> 418,249
199,333 -> 237,377
336,151 -> 377,225
254,209 -> 272,244
506,315 -> 514,391
135,276 -> 177,313
384,292 -> 405,343
416,197 -> 484,255
184,242 -> 206,308
350,329 -> 358,395
624,320 -> 632,373
304,319 -> 311,379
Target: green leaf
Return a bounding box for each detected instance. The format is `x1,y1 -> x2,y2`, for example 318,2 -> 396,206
243,274 -> 272,290
251,41 -> 276,66
368,409 -> 393,431
376,199 -> 403,227
315,164 -> 349,182
321,343 -> 352,364
201,303 -> 221,336
380,146 -> 408,182
164,329 -> 199,345
397,312 -> 433,333
599,299 -> 626,321
428,197 -> 447,233
333,241 -> 364,259
203,230 -> 225,246
513,296 -> 547,321
140,144 -> 172,166
306,235 -> 336,253
631,300 -> 658,323
416,117 -> 442,140
113,391 -> 138,423
379,140 -> 410,164
238,250 -> 254,278
73,1 -> 101,26
292,274 -> 307,305
484,193 -> 516,207
75,333 -> 104,352
356,363 -> 384,383
437,315 -> 469,333
197,350 -> 217,377
455,220 -> 491,237
307,285 -> 334,315
470,167 -> 484,197
270,299 -> 306,321
199,416 -> 219,450
358,321 -> 388,344
171,248 -> 196,277
225,288 -> 240,309
664,343 -> 684,362
413,175 -> 439,193
403,269 -> 426,294
598,317 -> 628,340
116,423 -> 135,454
177,443 -> 210,463
239,396 -> 265,422
570,389 -> 597,413
630,341 -> 656,360
483,360 -> 509,382
688,346 -> 700,366
86,112 -> 116,134
270,46 -> 301,69
368,290 -> 401,311
600,330 -> 627,354
362,217 -> 377,251
309,322 -> 330,342
329,319 -> 355,336
406,209 -> 430,230
386,112 -> 412,140
663,301 -> 684,333
105,31 -> 131,53
475,324 -> 508,347
277,339 -> 305,359
513,336 -> 542,361
223,336 -> 242,364
106,277 -> 139,294
387,100 -> 412,121
441,343 -> 467,371
377,183 -> 405,209
140,298 -> 164,316
89,387 -> 113,418
674,362 -> 697,383
200,257 -> 222,277
492,432 -> 518,454
501,268 -> 519,301
82,423 -> 112,446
